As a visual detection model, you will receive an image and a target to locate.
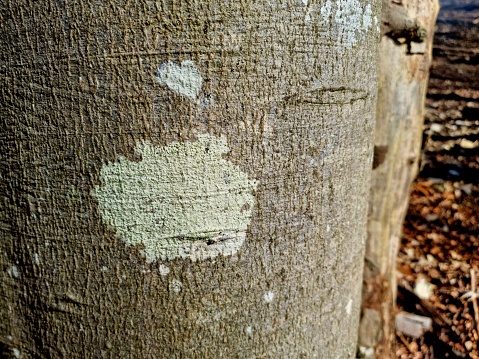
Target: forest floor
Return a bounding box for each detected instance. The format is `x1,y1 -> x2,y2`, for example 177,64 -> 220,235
395,0 -> 479,358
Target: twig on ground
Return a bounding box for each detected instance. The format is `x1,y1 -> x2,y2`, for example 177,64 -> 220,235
397,331 -> 414,354
471,268 -> 479,335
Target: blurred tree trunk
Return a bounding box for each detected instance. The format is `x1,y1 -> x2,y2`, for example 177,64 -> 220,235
359,0 -> 439,357
1,0 -> 381,357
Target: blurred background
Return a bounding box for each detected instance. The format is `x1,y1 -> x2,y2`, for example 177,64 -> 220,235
396,0 -> 479,357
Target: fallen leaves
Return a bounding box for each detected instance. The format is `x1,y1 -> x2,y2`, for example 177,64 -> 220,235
397,178 -> 479,358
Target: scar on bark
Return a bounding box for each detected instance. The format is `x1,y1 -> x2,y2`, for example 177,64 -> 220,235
283,87 -> 368,105
373,145 -> 389,169
382,0 -> 427,54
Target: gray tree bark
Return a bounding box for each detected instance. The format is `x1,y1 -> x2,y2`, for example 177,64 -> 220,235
1,1 -> 380,357
358,0 -> 439,357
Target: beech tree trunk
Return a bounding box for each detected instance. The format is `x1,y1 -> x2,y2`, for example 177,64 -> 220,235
1,1 -> 380,357
359,0 -> 439,357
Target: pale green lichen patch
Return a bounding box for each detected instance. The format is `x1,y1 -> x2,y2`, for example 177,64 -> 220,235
93,135 -> 257,263
320,0 -> 377,47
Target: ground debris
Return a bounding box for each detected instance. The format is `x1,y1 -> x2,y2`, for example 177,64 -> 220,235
396,312 -> 433,338
396,1 -> 479,357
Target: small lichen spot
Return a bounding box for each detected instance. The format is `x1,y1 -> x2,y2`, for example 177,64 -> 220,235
8,266 -> 19,278
263,291 -> 275,303
246,326 -> 253,335
159,264 -> 170,276
12,348 -> 20,358
171,279 -> 183,293
345,299 -> 353,315
93,135 -> 257,262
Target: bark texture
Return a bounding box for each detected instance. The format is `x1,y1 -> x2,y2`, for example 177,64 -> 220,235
1,1 -> 379,357
359,0 -> 439,357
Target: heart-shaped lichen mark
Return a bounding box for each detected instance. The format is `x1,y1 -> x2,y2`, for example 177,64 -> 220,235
154,60 -> 203,101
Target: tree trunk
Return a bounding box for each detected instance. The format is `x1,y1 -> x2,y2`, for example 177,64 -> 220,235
1,1 -> 380,357
358,0 -> 439,357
